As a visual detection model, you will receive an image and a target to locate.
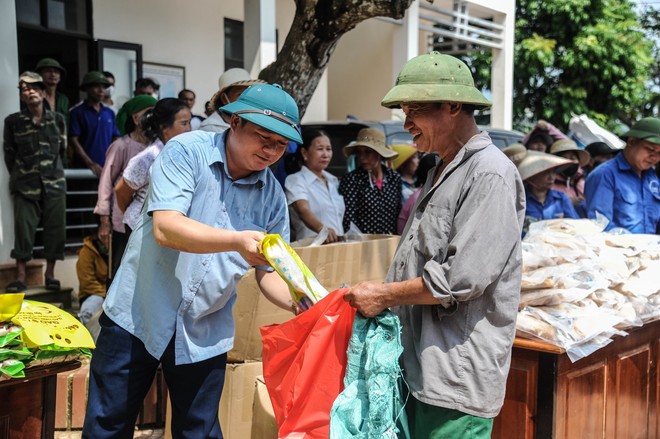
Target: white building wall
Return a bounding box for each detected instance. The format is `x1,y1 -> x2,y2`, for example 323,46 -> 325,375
93,0 -> 243,116
92,0 -> 327,121
0,1 -> 20,264
326,18 -> 399,122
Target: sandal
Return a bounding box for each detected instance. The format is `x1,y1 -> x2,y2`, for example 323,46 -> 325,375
5,280 -> 27,293
45,277 -> 61,291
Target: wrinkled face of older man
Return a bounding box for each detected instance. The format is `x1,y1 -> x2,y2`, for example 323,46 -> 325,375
19,82 -> 45,106
401,103 -> 456,154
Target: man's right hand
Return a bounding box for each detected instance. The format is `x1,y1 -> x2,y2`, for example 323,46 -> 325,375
325,227 -> 339,244
99,216 -> 111,246
90,162 -> 103,177
236,230 -> 269,267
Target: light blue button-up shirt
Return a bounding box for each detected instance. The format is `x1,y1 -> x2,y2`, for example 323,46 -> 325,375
103,130 -> 289,364
585,152 -> 660,234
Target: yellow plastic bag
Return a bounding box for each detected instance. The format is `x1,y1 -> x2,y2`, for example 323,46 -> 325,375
11,300 -> 95,349
260,234 -> 329,310
0,293 -> 24,322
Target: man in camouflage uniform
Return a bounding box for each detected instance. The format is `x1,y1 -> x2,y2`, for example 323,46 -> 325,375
3,71 -> 67,292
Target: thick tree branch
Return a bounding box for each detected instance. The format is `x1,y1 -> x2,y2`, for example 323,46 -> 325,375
261,0 -> 414,118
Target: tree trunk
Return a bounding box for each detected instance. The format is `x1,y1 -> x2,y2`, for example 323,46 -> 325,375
260,0 -> 414,119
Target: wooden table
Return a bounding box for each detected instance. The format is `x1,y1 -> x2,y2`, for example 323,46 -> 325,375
0,361 -> 81,439
492,319 -> 660,439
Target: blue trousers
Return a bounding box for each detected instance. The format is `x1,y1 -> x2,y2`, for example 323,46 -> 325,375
82,312 -> 227,438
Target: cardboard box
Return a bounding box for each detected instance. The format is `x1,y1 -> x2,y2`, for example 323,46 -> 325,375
219,361 -> 264,439
251,375 -> 278,439
228,234 -> 400,362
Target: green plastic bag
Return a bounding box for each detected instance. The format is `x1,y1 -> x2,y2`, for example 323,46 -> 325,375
0,358 -> 26,380
0,323 -> 24,348
330,311 -> 410,439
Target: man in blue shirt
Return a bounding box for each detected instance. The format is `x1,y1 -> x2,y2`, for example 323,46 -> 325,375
82,84 -> 302,438
585,117 -> 660,234
69,71 -> 119,176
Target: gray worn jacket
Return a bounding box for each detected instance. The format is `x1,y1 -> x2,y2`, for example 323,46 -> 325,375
390,131 -> 525,418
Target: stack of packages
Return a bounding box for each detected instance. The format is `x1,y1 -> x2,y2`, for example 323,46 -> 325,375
0,293 -> 95,381
516,219 -> 660,362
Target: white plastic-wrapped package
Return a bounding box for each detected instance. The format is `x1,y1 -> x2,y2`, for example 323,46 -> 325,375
518,218 -> 660,361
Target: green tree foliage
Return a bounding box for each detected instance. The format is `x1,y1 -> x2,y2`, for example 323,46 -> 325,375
464,0 -> 654,131
638,5 -> 660,116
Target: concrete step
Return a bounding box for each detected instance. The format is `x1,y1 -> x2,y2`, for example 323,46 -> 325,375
0,261 -> 44,289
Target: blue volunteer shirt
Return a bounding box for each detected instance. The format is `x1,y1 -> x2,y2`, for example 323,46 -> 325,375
585,152 -> 660,234
69,101 -> 119,166
103,130 -> 289,364
525,187 -> 579,222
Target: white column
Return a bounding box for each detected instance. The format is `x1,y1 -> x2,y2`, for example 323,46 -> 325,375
390,0 -> 419,119
244,0 -> 277,79
0,1 -> 19,263
490,9 -> 514,130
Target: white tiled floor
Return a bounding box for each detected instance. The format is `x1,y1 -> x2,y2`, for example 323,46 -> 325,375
54,428 -> 164,438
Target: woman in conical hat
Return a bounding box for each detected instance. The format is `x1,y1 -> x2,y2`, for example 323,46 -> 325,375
503,146 -> 580,233
339,127 -> 401,234
549,138 -> 590,208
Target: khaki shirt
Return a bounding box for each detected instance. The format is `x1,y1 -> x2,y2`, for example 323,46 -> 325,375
3,108 -> 67,199
390,131 -> 525,418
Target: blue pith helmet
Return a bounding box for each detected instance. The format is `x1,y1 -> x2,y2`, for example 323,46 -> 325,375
220,83 -> 302,144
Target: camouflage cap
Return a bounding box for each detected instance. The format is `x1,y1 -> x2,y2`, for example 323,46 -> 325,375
19,71 -> 45,89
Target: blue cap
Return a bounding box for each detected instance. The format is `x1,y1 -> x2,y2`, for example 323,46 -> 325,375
220,83 -> 302,144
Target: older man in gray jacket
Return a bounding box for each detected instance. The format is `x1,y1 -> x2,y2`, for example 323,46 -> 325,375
344,52 -> 525,438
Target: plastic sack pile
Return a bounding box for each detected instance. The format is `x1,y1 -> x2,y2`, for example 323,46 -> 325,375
517,219 -> 660,362
0,293 -> 95,381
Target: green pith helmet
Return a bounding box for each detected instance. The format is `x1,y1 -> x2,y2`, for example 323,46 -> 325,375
35,57 -> 67,77
381,51 -> 491,109
220,83 -> 302,144
79,71 -> 110,91
622,117 -> 660,145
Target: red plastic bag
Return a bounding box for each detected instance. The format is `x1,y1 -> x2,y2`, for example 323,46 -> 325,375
261,288 -> 355,439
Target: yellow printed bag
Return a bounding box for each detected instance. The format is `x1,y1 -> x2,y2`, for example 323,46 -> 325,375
260,234 -> 329,311
11,300 -> 95,350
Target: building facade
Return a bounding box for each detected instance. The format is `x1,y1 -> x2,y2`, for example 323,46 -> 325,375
0,0 -> 514,273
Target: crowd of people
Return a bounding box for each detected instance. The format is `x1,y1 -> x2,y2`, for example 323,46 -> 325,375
2,52 -> 659,438
504,118 -> 660,235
